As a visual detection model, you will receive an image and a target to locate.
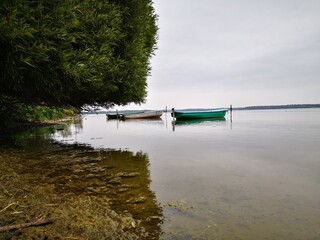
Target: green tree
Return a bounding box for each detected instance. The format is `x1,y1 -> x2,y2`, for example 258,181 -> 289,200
0,0 -> 158,107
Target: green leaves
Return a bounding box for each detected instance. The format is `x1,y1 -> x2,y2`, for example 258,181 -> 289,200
0,0 -> 158,107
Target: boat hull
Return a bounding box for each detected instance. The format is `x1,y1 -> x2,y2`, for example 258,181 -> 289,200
107,110 -> 145,120
172,109 -> 228,120
122,111 -> 163,120
106,113 -> 121,119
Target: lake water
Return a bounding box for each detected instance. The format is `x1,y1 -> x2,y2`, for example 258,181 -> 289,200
50,109 -> 320,239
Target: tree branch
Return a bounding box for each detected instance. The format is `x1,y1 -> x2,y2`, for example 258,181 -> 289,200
0,218 -> 54,233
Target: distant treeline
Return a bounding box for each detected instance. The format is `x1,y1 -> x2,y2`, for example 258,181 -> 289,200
234,104 -> 320,110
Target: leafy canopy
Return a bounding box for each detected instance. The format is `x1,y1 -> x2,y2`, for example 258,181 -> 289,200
0,0 -> 158,107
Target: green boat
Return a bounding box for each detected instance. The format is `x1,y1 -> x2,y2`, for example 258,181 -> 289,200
171,109 -> 228,120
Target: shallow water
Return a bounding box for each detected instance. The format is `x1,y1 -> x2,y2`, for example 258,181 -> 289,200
2,109 -> 320,239
0,129 -> 162,239
51,109 -> 320,239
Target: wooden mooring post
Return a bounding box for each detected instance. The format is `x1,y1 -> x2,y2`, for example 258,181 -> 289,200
230,104 -> 233,123
171,108 -> 175,131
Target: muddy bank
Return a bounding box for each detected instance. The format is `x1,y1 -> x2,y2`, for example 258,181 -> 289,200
0,130 -> 162,239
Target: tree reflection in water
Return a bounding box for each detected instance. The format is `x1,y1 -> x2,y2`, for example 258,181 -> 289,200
0,127 -> 162,239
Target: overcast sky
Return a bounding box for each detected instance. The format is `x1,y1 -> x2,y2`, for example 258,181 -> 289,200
120,0 -> 320,110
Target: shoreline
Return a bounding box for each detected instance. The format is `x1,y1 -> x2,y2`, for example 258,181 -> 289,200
0,139 -> 153,239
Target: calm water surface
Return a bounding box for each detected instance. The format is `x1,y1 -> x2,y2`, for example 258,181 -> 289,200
51,109 -> 320,239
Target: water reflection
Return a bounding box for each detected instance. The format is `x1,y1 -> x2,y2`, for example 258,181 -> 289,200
0,127 -> 162,239
172,117 -> 227,131
106,117 -> 164,126
174,118 -> 226,125
4,109 -> 319,239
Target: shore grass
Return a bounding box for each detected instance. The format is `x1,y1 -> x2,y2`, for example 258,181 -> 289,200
0,145 -> 149,239
0,98 -> 79,131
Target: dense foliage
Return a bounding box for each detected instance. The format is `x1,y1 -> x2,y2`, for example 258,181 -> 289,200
0,0 -> 157,107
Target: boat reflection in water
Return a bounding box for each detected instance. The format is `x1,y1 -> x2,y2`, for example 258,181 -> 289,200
172,117 -> 226,131
173,117 -> 226,125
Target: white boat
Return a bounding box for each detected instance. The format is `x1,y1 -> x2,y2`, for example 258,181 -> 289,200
122,110 -> 163,120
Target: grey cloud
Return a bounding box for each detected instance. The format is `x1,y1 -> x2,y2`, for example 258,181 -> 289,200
141,0 -> 320,109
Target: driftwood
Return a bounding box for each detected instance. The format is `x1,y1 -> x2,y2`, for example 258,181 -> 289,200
0,218 -> 54,233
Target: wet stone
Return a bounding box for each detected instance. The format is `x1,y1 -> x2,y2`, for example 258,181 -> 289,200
115,172 -> 140,178
127,196 -> 146,204
109,177 -> 122,185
